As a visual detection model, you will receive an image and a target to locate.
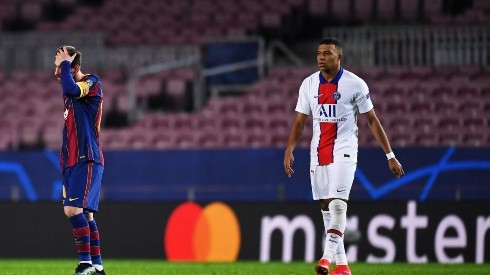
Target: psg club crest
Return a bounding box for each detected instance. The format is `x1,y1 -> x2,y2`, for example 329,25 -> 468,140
332,92 -> 341,100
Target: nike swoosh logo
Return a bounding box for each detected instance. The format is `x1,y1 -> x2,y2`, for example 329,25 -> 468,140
336,189 -> 345,193
314,94 -> 323,98
68,198 -> 79,201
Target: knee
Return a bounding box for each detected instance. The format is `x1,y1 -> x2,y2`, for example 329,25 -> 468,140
320,199 -> 329,211
85,212 -> 94,222
328,199 -> 347,214
64,206 -> 83,218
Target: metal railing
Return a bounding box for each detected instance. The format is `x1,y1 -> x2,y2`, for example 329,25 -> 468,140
323,25 -> 489,67
126,57 -> 200,122
126,37 -> 267,121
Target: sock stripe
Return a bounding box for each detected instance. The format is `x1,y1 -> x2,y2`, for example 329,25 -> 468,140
76,243 -> 91,253
73,226 -> 90,237
88,219 -> 103,266
91,246 -> 101,255
327,228 -> 343,237
90,231 -> 99,239
69,214 -> 91,262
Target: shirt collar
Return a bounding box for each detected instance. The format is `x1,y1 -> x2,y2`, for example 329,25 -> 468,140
319,67 -> 343,84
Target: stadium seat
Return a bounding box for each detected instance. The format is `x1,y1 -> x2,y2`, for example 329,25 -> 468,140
331,0 -> 351,22
221,114 -> 245,132
353,0 -> 374,22
463,132 -> 487,147
459,100 -> 483,118
437,116 -> 462,133
388,116 -> 413,133
439,132 -> 463,147
416,132 -> 439,147
435,100 -> 458,117
423,0 -> 443,20
0,121 -> 16,150
414,116 -> 437,135
456,85 -> 480,101
245,113 -> 268,132
175,132 -> 198,149
247,130 -> 271,148
308,0 -> 327,16
391,132 -> 416,147
270,133 -> 288,148
399,0 -> 420,21
376,0 -> 396,21
410,99 -> 434,114
197,130 -> 225,149
152,132 -> 178,150
465,117 -> 487,133
224,130 -> 247,148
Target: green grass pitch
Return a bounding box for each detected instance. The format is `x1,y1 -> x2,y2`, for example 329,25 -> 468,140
0,259 -> 488,274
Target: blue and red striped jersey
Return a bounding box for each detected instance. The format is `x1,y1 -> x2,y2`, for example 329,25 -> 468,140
59,61 -> 104,172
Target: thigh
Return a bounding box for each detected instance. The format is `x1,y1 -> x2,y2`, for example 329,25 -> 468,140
63,162 -> 103,212
326,161 -> 357,200
310,165 -> 330,200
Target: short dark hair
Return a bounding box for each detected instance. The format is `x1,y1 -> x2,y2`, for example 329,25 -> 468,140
57,45 -> 82,68
319,38 -> 343,53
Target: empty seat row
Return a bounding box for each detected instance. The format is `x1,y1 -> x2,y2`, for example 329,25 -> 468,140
0,64 -> 488,150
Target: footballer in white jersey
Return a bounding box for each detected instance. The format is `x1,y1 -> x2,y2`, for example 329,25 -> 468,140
296,67 -> 373,166
283,38 -> 404,275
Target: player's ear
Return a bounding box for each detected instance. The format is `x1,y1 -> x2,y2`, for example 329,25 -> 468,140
338,53 -> 343,62
73,64 -> 80,72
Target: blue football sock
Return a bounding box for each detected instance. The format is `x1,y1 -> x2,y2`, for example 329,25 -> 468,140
88,219 -> 103,266
69,213 -> 91,262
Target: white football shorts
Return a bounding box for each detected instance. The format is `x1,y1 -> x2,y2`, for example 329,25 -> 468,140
309,160 -> 357,200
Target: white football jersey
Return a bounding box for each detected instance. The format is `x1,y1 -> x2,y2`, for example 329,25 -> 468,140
295,68 -> 373,165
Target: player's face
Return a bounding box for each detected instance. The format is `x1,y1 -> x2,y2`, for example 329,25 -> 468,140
317,44 -> 341,73
54,64 -> 62,83
54,63 -> 76,83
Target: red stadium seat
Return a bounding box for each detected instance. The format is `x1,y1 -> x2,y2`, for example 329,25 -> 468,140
414,116 -> 437,135
439,132 -> 463,147
416,133 -> 439,147
463,131 -> 488,147
391,132 -> 416,147
197,130 -> 225,149
376,0 -> 396,21
224,130 -> 247,149
353,0 -> 374,22
437,116 -> 462,133
399,0 -> 420,21
331,0 -> 351,22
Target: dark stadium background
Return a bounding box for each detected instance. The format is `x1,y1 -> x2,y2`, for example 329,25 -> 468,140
0,0 -> 488,264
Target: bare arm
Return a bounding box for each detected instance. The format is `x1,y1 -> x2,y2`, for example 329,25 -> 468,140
362,109 -> 405,179
284,112 -> 308,177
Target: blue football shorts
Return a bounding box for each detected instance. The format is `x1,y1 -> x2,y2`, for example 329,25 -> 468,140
62,161 -> 104,212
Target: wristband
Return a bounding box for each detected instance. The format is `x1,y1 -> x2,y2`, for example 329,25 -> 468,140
386,152 -> 395,160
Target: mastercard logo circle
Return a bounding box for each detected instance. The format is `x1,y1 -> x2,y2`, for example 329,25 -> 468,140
164,201 -> 241,262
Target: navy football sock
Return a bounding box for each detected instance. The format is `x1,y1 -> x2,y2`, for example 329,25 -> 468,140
88,219 -> 103,266
69,213 -> 91,262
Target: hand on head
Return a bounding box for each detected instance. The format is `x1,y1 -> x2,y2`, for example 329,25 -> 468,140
55,47 -> 76,67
